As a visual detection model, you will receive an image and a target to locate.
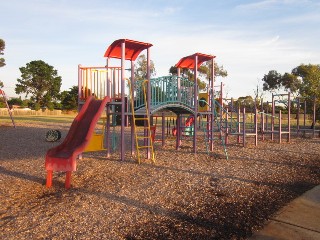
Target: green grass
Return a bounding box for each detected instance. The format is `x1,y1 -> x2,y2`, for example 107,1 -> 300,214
0,115 -> 76,124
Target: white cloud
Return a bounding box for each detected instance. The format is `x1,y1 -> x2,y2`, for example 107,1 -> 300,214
236,0 -> 311,10
236,0 -> 278,10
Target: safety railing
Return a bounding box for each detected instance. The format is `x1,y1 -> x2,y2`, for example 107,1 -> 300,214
133,75 -> 195,110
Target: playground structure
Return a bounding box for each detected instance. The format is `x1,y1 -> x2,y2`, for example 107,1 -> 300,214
0,89 -> 15,128
45,38 -> 319,188
77,38 -> 225,160
222,92 -> 319,146
46,38 -> 231,188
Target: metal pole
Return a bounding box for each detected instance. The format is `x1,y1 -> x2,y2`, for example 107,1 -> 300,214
78,64 -> 82,109
162,112 -> 165,147
193,55 -> 198,154
262,110 -> 265,141
313,96 -> 316,138
130,60 -> 135,156
243,107 -> 246,147
176,114 -> 180,150
297,97 -> 300,134
271,94 -> 275,141
304,100 -> 307,127
106,105 -> 111,158
120,41 -> 125,161
254,108 -> 258,146
279,110 -> 282,143
147,47 -> 151,159
288,92 -> 291,142
210,58 -> 215,152
237,106 -> 241,144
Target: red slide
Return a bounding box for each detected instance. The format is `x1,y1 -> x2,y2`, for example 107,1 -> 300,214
45,96 -> 110,189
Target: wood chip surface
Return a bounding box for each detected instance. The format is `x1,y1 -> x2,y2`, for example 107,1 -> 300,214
0,121 -> 320,239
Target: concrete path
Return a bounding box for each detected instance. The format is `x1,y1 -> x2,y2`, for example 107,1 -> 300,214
250,185 -> 320,240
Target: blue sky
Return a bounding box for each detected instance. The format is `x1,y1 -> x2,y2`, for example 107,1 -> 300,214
1,0 -> 319,100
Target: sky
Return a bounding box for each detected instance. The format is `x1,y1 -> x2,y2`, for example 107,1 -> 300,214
1,0 -> 320,101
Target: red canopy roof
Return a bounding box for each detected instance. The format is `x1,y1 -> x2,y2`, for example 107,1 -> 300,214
175,53 -> 215,69
104,39 -> 153,61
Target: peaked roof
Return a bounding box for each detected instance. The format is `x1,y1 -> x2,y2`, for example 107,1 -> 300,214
104,39 -> 153,61
175,53 -> 215,69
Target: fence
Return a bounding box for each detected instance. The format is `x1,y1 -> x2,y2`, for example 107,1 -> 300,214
0,108 -> 63,116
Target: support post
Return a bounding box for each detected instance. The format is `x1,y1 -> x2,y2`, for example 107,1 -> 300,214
193,55 -> 198,154
176,114 -> 181,150
147,47 -> 151,159
297,97 -> 300,134
313,96 -> 316,138
46,170 -> 53,188
271,94 -> 275,141
288,92 -> 291,142
162,112 -> 165,147
237,106 -> 241,144
210,58 -> 215,152
261,110 -> 265,141
254,108 -> 258,146
225,112 -> 229,145
131,60 -> 135,156
120,41 -> 125,161
65,171 -> 71,189
243,108 -> 246,147
106,106 -> 111,158
304,100 -> 307,127
279,110 -> 282,143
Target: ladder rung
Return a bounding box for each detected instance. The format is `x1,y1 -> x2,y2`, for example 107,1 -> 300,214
137,136 -> 151,139
134,118 -> 149,120
137,146 -> 152,149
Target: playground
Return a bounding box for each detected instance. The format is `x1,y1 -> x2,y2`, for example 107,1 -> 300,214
1,38 -> 320,239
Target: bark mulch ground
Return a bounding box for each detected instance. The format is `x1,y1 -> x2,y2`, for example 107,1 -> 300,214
1,120 -> 320,239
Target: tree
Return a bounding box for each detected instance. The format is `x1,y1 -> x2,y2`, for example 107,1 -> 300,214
234,95 -> 257,112
198,61 -> 228,79
262,64 -> 320,116
262,64 -> 320,99
0,39 -> 6,88
169,61 -> 228,90
262,70 -> 282,92
60,86 -> 78,110
292,64 -> 320,99
7,97 -> 23,106
15,60 -> 62,107
0,39 -> 5,68
134,54 -> 156,81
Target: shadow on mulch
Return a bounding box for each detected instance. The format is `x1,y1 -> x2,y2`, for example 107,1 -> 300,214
0,126 -> 67,161
122,181 -> 316,240
0,166 -> 45,185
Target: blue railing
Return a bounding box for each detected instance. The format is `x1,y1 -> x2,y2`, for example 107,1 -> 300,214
133,75 -> 195,110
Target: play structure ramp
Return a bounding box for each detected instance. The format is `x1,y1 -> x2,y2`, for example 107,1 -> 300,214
45,96 -> 110,189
